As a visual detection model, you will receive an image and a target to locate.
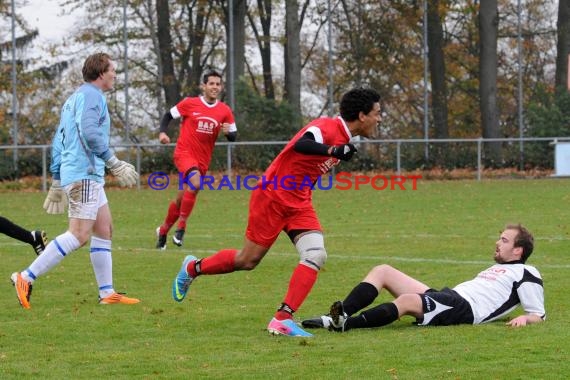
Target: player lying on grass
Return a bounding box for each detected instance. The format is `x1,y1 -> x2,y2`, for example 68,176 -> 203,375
0,215 -> 47,256
302,224 -> 545,332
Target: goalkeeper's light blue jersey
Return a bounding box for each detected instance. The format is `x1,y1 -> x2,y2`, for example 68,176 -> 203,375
50,83 -> 114,186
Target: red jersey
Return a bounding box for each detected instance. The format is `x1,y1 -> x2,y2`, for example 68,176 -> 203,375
171,96 -> 235,171
262,116 -> 352,208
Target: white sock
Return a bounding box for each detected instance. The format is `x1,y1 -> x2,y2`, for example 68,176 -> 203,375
90,236 -> 114,298
24,231 -> 81,283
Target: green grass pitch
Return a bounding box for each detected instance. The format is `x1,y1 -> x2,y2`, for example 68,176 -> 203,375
0,178 -> 568,379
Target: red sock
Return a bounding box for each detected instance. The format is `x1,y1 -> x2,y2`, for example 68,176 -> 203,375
177,191 -> 197,230
275,310 -> 293,321
275,264 -> 318,319
195,249 -> 238,275
160,201 -> 180,234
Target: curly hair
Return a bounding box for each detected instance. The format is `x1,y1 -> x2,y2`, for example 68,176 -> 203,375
339,88 -> 381,122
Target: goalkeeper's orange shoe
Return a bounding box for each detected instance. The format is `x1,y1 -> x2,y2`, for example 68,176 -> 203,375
99,292 -> 140,305
10,272 -> 32,309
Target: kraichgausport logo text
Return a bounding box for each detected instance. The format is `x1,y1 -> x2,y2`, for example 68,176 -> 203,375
147,171 -> 421,191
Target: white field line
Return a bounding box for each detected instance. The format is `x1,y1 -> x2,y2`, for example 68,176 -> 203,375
4,235 -> 568,269
129,247 -> 570,269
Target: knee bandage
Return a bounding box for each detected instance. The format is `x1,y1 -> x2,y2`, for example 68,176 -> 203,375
295,232 -> 327,270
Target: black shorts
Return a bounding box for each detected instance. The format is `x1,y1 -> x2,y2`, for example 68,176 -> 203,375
416,287 -> 474,326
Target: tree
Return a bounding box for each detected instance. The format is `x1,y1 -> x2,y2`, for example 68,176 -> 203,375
331,1 -> 427,139
4,0 -> 559,175
0,2 -> 71,178
221,0 -> 246,107
479,0 -> 501,165
0,1 -> 39,139
233,81 -> 300,170
525,86 -> 570,168
555,0 -> 570,92
284,0 -> 301,116
63,0 -> 227,143
427,0 -> 449,139
247,0 -> 275,99
156,0 -> 180,108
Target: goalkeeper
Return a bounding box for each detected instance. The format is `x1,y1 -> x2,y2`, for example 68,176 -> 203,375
10,52 -> 140,309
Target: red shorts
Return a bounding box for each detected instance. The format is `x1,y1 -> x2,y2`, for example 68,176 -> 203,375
173,153 -> 206,176
245,188 -> 322,248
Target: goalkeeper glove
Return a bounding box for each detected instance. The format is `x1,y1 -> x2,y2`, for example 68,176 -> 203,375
106,156 -> 139,187
330,144 -> 358,161
43,180 -> 67,214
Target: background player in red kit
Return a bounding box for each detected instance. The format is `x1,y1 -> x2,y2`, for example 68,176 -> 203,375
156,70 -> 237,249
171,87 -> 382,337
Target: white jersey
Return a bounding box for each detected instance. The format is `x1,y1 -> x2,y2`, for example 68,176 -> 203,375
453,263 -> 545,324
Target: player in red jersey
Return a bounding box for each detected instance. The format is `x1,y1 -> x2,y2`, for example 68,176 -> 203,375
156,70 -> 237,249
171,87 -> 382,337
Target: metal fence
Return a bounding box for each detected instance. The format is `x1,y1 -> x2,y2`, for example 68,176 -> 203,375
1,136 -> 569,191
